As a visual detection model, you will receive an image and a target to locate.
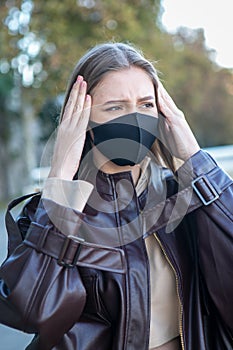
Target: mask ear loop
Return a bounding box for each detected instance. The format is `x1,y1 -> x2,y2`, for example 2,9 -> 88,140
74,130 -> 94,180
87,120 -> 98,147
88,129 -> 95,145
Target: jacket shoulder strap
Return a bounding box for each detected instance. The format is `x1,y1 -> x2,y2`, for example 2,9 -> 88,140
143,166 -> 232,235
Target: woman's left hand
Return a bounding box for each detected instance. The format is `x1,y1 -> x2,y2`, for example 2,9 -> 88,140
157,80 -> 200,161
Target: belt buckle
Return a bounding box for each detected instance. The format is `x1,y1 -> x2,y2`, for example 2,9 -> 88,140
58,235 -> 85,268
192,175 -> 219,206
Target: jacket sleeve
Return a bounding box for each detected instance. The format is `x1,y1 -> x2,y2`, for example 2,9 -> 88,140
178,150 -> 233,332
0,179 -> 93,349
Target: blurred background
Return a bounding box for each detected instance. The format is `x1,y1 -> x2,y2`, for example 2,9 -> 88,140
0,1 -> 232,347
0,0 -> 233,204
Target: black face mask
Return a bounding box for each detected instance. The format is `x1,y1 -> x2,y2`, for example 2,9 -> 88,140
89,112 -> 158,166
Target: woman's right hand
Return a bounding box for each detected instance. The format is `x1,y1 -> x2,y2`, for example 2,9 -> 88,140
48,76 -> 92,180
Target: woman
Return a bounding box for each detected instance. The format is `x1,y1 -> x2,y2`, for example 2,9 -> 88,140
0,42 -> 233,350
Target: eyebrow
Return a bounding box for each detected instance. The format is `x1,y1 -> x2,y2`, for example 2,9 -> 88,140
103,95 -> 155,105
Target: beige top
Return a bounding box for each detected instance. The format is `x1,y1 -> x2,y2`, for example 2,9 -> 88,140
42,158 -> 179,348
135,158 -> 180,348
145,234 -> 180,347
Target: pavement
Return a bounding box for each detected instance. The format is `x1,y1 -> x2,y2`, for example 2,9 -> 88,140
0,208 -> 33,349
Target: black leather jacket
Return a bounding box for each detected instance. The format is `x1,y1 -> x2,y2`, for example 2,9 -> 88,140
1,150 -> 233,350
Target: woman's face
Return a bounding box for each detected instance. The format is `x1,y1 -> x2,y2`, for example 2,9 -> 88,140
90,66 -> 158,123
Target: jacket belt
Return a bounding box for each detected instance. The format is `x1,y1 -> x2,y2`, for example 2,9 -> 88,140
24,223 -> 126,274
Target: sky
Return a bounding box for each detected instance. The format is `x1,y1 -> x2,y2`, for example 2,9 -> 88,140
161,0 -> 233,69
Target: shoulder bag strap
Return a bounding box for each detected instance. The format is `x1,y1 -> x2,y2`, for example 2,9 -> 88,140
5,192 -> 40,257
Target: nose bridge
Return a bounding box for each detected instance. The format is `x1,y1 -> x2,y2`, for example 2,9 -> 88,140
126,101 -> 138,114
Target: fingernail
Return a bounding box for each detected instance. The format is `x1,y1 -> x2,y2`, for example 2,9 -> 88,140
77,75 -> 83,81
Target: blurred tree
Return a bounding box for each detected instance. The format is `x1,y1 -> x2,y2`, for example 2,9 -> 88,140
27,0 -> 164,100
0,0 -> 43,199
0,72 -> 15,200
157,27 -> 233,146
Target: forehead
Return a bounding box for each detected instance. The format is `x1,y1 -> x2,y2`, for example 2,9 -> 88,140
92,66 -> 155,101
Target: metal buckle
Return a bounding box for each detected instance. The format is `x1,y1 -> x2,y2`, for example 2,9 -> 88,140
58,235 -> 84,268
192,175 -> 219,206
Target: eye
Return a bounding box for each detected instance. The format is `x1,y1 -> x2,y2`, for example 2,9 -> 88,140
105,105 -> 123,112
141,102 -> 155,109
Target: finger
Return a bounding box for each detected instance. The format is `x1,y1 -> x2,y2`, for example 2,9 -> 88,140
78,94 -> 92,130
158,83 -> 184,121
73,80 -> 88,117
157,81 -> 169,113
157,80 -> 175,106
158,83 -> 175,109
157,89 -> 173,119
63,76 -> 84,121
72,94 -> 92,146
70,95 -> 92,165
